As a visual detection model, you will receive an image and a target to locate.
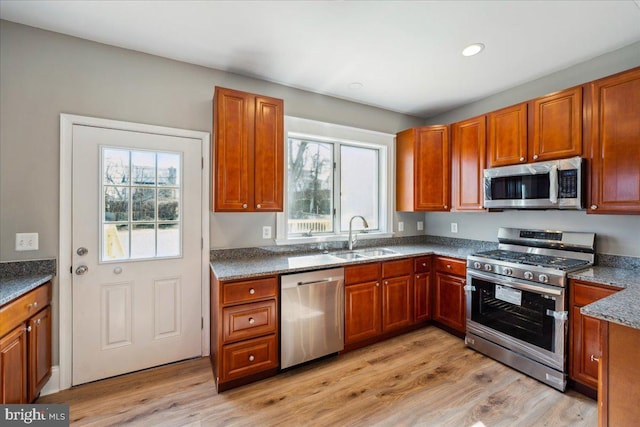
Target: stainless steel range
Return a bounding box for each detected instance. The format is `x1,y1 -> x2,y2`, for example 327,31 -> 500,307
465,227 -> 595,391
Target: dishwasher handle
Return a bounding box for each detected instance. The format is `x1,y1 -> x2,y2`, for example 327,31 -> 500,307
298,279 -> 333,286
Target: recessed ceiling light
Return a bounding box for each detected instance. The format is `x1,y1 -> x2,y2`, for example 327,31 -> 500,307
348,82 -> 364,90
462,43 -> 485,57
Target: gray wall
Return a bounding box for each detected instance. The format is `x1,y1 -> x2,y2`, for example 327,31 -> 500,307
424,41 -> 640,257
0,20 -> 424,260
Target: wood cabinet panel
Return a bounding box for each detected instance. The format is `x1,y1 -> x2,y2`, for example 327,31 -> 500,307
589,67 -> 640,214
0,282 -> 51,337
434,257 -> 466,277
221,276 -> 277,305
28,306 -> 51,402
0,325 -> 27,404
220,334 -> 278,381
414,272 -> 431,322
451,115 -> 486,211
396,126 -> 450,211
345,263 -> 380,285
381,258 -> 412,279
223,300 -> 277,344
253,95 -> 284,211
345,281 -> 382,344
382,275 -> 413,332
414,256 -> 431,274
433,272 -> 466,333
530,86 -> 583,162
488,103 -> 528,167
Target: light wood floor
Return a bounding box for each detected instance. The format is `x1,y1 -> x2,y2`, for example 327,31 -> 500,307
38,327 -> 596,426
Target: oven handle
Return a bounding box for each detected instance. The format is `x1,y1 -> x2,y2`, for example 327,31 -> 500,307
466,270 -> 563,297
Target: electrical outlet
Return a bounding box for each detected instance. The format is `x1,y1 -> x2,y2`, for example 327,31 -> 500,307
451,223 -> 458,233
262,226 -> 272,239
16,233 -> 39,251
398,222 -> 404,232
417,221 -> 424,231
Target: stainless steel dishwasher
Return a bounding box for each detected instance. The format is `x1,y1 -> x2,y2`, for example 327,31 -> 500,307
280,267 -> 344,369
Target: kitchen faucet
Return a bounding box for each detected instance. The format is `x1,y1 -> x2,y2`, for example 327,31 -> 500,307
348,215 -> 369,250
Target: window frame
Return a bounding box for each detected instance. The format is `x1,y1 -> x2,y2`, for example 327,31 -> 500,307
276,116 -> 394,244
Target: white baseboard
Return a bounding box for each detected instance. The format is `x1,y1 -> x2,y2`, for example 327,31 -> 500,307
40,365 -> 63,397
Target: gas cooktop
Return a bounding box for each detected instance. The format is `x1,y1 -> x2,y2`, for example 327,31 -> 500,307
473,249 -> 591,271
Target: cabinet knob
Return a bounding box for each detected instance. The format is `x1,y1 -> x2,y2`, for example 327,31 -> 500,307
444,205 -> 448,209
242,204 -> 248,209
591,205 -> 598,210
533,154 -> 539,160
248,317 -> 255,325
36,318 -> 41,325
249,288 -> 256,295
422,263 -> 426,267
256,204 -> 261,209
27,301 -> 38,310
248,355 -> 255,362
416,275 -> 420,279
519,157 -> 525,162
25,326 -> 32,332
590,355 -> 600,363
376,282 -> 380,287
446,264 -> 451,269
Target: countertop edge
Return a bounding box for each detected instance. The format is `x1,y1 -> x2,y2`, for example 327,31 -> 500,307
0,274 -> 54,307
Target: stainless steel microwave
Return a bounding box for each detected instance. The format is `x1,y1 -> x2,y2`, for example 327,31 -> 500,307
483,156 -> 584,209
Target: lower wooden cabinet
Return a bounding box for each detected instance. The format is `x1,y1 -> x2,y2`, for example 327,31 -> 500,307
0,282 -> 52,404
381,259 -> 413,332
345,277 -> 382,344
569,279 -> 619,393
432,257 -> 466,334
210,273 -> 278,391
414,256 -> 432,322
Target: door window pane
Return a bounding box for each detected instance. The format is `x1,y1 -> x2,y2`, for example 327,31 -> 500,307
340,145 -> 379,231
287,139 -> 334,235
101,148 -> 182,261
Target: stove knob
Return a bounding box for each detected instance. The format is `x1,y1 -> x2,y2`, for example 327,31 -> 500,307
524,271 -> 534,280
473,262 -> 482,269
539,274 -> 549,283
503,267 -> 513,275
484,264 -> 493,272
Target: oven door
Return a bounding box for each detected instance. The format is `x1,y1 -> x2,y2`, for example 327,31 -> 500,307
465,269 -> 567,371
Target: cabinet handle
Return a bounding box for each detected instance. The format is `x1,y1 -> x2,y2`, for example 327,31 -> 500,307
533,154 -> 539,160
422,263 -> 426,267
27,301 -> 38,310
444,205 -> 448,209
36,318 -> 41,325
446,264 -> 452,269
519,157 -> 525,162
242,204 -> 248,209
416,275 -> 420,279
249,288 -> 256,295
248,317 -> 255,325
591,205 -> 598,210
376,282 -> 380,287
256,204 -> 262,209
248,355 -> 255,362
25,326 -> 32,332
590,355 -> 600,363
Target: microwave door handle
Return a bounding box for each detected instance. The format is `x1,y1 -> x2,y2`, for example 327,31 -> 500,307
549,164 -> 558,204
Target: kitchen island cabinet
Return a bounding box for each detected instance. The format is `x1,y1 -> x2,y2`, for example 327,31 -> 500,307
432,257 -> 466,335
213,86 -> 284,212
0,281 -> 52,403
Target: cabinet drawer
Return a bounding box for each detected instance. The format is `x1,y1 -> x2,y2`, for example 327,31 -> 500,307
572,281 -> 618,306
221,334 -> 278,381
0,282 -> 51,337
223,300 -> 277,343
345,263 -> 380,285
222,276 -> 277,305
382,258 -> 413,278
414,256 -> 431,274
434,257 -> 466,277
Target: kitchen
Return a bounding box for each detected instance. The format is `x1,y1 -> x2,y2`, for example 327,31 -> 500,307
1,1 -> 640,426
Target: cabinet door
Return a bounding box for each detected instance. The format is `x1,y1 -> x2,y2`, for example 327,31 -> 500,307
0,325 -> 28,403
589,67 -> 640,214
214,87 -> 253,211
345,281 -> 381,344
487,103 -> 528,167
433,273 -> 466,333
415,125 -> 450,211
530,86 -> 583,162
451,115 -> 486,211
27,306 -> 51,402
253,95 -> 284,211
382,275 -> 412,332
414,272 -> 431,322
570,306 -> 603,390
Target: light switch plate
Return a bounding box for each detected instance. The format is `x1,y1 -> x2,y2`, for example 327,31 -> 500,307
262,226 -> 272,239
16,233 -> 39,251
398,222 -> 404,232
451,223 -> 458,233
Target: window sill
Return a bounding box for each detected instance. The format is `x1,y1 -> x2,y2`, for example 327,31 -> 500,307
275,232 -> 394,246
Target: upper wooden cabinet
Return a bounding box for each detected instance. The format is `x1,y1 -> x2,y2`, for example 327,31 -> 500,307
451,115 -> 486,211
487,103 -> 528,167
213,87 -> 284,212
530,86 -> 583,162
396,125 -> 450,211
588,67 -> 640,214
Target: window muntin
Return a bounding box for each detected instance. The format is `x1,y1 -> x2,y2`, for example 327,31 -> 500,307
101,147 -> 182,261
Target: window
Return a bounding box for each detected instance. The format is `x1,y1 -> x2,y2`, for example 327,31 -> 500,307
279,117 -> 393,242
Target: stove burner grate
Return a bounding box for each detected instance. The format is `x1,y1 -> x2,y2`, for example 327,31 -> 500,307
474,249 -> 590,270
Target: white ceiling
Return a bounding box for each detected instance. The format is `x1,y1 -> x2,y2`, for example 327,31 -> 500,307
2,1 -> 640,118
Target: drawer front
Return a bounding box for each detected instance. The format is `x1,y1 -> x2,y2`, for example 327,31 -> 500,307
221,334 -> 278,381
223,300 -> 277,343
222,277 -> 277,305
382,258 -> 413,278
434,257 -> 466,277
345,263 -> 380,285
572,281 -> 618,306
0,282 -> 51,337
414,256 -> 432,274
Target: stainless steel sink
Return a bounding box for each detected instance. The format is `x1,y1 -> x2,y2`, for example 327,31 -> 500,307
332,247 -> 399,260
332,251 -> 369,261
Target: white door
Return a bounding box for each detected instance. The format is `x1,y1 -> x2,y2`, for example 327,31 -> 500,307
71,124 -> 202,385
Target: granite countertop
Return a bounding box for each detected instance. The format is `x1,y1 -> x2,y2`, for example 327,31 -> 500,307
0,274 -> 53,306
570,266 -> 640,330
210,243 -> 481,281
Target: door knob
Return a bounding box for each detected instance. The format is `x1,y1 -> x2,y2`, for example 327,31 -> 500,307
76,247 -> 88,256
75,265 -> 89,275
